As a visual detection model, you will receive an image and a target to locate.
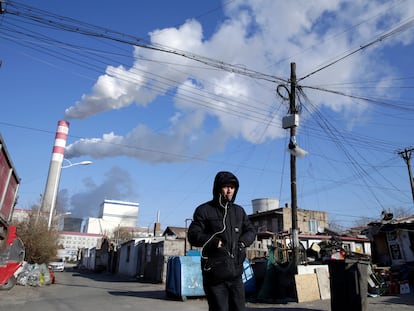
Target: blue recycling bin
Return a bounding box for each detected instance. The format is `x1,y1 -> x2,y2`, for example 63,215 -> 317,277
166,256 -> 256,301
165,256 -> 205,301
242,259 -> 256,294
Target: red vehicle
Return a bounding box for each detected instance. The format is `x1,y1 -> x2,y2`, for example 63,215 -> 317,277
0,134 -> 24,290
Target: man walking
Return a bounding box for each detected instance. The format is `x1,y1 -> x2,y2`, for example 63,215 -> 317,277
188,171 -> 256,311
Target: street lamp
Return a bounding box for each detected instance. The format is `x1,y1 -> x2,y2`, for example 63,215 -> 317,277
62,159 -> 93,169
46,159 -> 92,230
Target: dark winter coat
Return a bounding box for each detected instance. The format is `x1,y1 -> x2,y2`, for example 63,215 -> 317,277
187,171 -> 256,284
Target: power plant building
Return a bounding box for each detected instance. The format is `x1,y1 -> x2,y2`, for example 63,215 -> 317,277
84,199 -> 139,236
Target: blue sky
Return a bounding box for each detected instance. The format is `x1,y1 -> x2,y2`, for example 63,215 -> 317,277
1,0 -> 414,231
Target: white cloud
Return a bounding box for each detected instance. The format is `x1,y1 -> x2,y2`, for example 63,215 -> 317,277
64,0 -> 414,162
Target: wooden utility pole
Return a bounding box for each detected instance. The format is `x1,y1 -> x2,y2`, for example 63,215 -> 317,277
398,147 -> 414,204
289,62 -> 299,273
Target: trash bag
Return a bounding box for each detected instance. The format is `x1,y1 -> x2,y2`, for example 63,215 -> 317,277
16,263 -> 50,287
16,262 -> 31,286
38,263 -> 52,285
26,264 -> 41,287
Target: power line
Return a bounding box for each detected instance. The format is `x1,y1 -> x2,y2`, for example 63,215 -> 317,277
298,15 -> 414,82
1,2 -> 285,127
300,85 -> 414,113
3,1 -> 287,85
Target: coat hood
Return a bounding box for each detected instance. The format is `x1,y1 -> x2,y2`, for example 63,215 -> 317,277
212,171 -> 239,203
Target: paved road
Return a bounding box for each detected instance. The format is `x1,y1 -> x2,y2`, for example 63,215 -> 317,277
0,268 -> 413,311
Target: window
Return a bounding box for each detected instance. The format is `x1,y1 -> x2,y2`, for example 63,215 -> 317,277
308,219 -> 319,234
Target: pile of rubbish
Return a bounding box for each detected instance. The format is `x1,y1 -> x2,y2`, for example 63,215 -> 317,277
16,263 -> 55,287
305,237 -> 371,264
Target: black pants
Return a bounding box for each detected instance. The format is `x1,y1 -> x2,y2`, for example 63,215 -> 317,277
203,276 -> 245,311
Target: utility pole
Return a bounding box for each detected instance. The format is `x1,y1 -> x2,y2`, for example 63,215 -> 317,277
278,62 -> 306,273
289,62 -> 299,274
397,147 -> 414,204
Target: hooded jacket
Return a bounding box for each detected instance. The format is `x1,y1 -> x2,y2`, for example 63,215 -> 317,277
187,171 -> 256,280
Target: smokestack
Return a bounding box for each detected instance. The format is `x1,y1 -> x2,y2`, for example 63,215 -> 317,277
41,120 -> 70,227
153,210 -> 161,236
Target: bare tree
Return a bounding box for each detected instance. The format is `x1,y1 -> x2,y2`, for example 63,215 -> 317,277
391,207 -> 412,219
12,214 -> 59,264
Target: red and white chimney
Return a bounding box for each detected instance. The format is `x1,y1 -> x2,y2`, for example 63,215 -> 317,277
41,120 -> 70,221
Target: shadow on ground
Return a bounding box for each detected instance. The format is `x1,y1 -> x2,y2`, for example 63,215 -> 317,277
69,267 -> 150,283
108,289 -> 170,300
